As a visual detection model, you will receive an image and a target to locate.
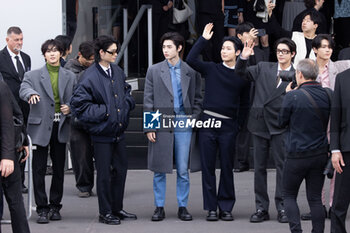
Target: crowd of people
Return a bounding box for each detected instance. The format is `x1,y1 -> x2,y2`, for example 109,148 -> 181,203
0,0 -> 350,233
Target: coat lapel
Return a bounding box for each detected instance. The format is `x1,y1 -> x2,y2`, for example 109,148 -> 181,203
160,60 -> 173,97
58,67 -> 69,102
40,65 -> 54,101
180,62 -> 190,102
2,47 -> 20,80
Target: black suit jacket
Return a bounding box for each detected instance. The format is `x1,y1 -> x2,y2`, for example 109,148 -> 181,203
330,68 -> 350,152
0,46 -> 31,122
236,58 -> 292,139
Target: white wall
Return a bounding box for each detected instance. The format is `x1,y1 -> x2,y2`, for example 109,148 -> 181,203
0,0 -> 63,69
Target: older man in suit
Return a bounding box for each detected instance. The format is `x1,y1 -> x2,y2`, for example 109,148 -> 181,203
19,39 -> 75,224
144,32 -> 202,222
330,67 -> 350,233
236,37 -> 297,223
0,26 -> 31,193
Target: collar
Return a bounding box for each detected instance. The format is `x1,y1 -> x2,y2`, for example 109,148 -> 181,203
6,46 -> 20,58
278,64 -> 292,72
167,59 -> 181,69
99,63 -> 111,72
222,62 -> 235,69
298,81 -> 321,88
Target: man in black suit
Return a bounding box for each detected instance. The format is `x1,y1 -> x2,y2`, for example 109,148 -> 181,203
330,68 -> 350,233
234,22 -> 269,172
236,37 -> 296,223
0,26 -> 31,194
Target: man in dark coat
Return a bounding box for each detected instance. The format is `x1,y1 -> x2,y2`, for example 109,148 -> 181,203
236,37 -> 297,223
70,35 -> 136,225
0,26 -> 31,193
330,67 -> 350,233
144,32 -> 202,222
64,41 -> 95,198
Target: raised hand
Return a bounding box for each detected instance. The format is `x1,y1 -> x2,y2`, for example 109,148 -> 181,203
249,28 -> 258,40
241,39 -> 255,59
202,23 -> 214,40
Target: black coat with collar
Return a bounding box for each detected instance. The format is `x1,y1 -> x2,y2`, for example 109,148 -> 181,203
0,46 -> 31,121
236,58 -> 293,139
330,68 -> 350,152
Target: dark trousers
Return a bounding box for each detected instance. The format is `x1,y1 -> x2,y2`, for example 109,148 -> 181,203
93,139 -> 127,215
283,153 -> 327,233
199,114 -> 238,212
197,12 -> 225,63
235,121 -> 251,167
33,122 -> 66,212
252,134 -> 285,212
331,152 -> 350,233
0,158 -> 30,233
70,125 -> 94,193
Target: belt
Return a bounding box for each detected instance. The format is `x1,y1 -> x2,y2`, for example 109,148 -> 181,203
53,113 -> 61,122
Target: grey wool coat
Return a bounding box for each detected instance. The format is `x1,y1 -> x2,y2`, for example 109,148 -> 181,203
144,60 -> 202,173
19,65 -> 76,147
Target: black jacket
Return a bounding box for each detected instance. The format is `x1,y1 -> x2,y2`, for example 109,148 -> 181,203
279,81 -> 331,158
0,46 -> 31,123
70,62 -> 135,142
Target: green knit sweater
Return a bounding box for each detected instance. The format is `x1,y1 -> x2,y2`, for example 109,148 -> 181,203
46,63 -> 60,113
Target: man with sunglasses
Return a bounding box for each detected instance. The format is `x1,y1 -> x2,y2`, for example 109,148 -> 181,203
236,37 -> 296,224
70,35 -> 136,225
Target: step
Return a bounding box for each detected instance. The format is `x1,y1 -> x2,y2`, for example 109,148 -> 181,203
127,117 -> 143,131
130,104 -> 143,117
125,131 -> 148,146
131,90 -> 144,104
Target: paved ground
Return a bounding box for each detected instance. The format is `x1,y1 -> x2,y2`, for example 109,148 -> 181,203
2,170 -> 348,233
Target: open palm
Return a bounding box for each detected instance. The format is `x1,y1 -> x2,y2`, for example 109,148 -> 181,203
202,23 -> 214,40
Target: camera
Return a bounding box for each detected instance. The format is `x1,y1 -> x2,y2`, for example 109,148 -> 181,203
279,70 -> 297,89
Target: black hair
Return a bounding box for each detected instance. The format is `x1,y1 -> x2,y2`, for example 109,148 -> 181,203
222,36 -> 243,52
55,35 -> 73,56
78,41 -> 95,59
302,10 -> 322,26
236,22 -> 255,36
274,37 -> 297,61
93,35 -> 118,62
7,26 -> 22,35
312,34 -> 335,50
160,32 -> 185,51
304,0 -> 316,8
41,39 -> 64,55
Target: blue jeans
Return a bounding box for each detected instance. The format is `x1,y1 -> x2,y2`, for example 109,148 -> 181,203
153,115 -> 192,207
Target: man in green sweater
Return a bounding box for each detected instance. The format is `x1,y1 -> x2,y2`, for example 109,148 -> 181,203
20,39 -> 76,224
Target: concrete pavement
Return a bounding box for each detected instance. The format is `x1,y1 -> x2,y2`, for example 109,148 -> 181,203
2,170 -> 348,233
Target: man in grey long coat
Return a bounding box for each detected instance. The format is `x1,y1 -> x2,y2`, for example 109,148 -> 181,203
19,39 -> 75,224
143,32 -> 202,222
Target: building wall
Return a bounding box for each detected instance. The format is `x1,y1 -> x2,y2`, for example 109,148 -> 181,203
0,0 -> 63,69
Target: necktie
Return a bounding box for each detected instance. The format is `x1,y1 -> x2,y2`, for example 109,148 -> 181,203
15,55 -> 25,80
106,68 -> 111,78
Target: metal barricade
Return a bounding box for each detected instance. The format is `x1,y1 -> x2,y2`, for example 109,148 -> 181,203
1,135 -> 34,224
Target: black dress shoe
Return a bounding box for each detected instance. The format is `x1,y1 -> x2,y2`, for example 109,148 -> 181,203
277,210 -> 288,223
206,210 -> 218,221
37,211 -> 49,224
99,214 -> 121,225
250,209 -> 270,223
22,184 -> 28,194
151,207 -> 165,221
114,210 -> 137,220
219,211 -> 234,221
48,207 -> 62,221
234,166 -> 249,172
300,212 -> 311,221
178,207 -> 192,221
